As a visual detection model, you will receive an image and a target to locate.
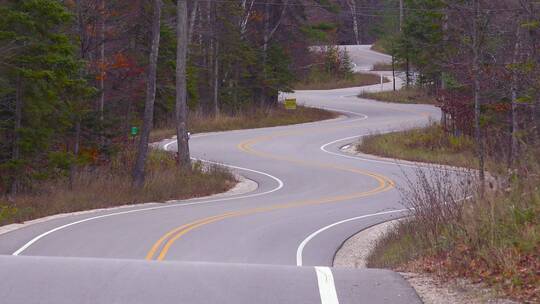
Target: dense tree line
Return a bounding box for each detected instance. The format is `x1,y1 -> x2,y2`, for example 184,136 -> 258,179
378,0 -> 539,182
0,0 -> 340,196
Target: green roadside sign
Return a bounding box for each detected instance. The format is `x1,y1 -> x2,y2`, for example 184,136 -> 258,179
131,126 -> 139,136
285,98 -> 297,110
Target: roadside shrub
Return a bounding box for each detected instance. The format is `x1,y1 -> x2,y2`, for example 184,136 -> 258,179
359,87 -> 439,105
368,162 -> 539,302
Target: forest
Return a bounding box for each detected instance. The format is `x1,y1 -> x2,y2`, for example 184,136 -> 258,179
377,0 -> 540,186
0,0 -> 356,204
365,1 -> 539,300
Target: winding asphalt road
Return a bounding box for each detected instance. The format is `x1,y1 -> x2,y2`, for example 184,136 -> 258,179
0,46 -> 441,303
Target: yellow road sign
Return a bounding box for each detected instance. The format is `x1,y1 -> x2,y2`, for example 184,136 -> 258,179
284,98 -> 297,110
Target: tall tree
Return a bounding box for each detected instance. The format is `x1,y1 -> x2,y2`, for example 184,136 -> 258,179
175,0 -> 191,167
346,0 -> 360,44
132,0 -> 162,188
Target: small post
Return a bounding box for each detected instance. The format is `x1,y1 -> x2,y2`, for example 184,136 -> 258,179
380,74 -> 384,91
392,55 -> 396,91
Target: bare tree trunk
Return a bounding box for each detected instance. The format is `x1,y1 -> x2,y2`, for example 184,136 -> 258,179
213,39 -> 220,115
240,0 -> 255,35
406,55 -> 410,86
207,0 -> 214,113
11,75 -> 23,196
188,0 -> 198,45
510,21 -> 521,166
260,0 -> 288,106
72,0 -> 86,191
392,55 -> 396,91
69,120 -> 81,190
75,0 -> 86,57
176,0 -> 191,167
399,0 -> 404,32
132,0 -> 162,188
472,0 -> 485,190
347,0 -> 360,44
99,0 -> 106,122
211,1 -> 219,115
260,1 -> 271,106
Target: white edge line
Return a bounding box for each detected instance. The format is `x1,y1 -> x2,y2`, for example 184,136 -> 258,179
296,195 -> 473,266
12,140 -> 284,256
321,131 -> 472,172
296,109 -> 473,267
296,209 -> 406,266
315,266 -> 340,304
319,107 -> 368,124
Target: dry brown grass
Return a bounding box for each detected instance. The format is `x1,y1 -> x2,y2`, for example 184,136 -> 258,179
357,124 -> 480,169
359,87 -> 438,105
0,149 -> 236,226
372,62 -> 404,71
368,168 -> 539,302
370,41 -> 388,54
150,105 -> 337,142
363,126 -> 540,302
294,73 -> 387,90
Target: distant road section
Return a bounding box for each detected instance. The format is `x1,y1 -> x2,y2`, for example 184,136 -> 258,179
340,45 -> 392,71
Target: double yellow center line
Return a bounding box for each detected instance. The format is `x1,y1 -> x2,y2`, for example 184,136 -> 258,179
146,131 -> 395,261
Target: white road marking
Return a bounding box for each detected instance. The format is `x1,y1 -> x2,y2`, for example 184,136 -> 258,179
295,109 -> 470,265
318,104 -> 466,171
321,133 -> 471,172
319,107 -> 368,124
296,209 -> 406,266
315,266 -> 340,304
316,107 -> 426,168
12,142 -> 284,256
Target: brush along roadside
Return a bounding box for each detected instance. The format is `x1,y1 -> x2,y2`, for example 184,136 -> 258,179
0,149 -> 237,227
359,87 -> 439,105
150,105 -> 337,143
295,73 -> 389,90
355,126 -> 539,302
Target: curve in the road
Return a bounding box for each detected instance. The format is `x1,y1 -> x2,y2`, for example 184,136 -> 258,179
146,122 -> 397,261
11,155 -> 285,257
1,46 -> 438,304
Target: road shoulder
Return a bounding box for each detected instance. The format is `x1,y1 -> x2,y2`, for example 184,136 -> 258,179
0,174 -> 257,237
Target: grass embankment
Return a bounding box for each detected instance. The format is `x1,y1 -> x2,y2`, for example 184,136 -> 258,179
0,150 -> 236,226
294,73 -> 387,90
359,87 -> 438,105
357,124 -> 480,169
150,105 -> 336,142
370,40 -> 388,54
360,125 -> 539,302
371,62 -> 394,71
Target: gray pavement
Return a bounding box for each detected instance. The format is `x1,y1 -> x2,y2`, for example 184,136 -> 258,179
0,46 -> 436,303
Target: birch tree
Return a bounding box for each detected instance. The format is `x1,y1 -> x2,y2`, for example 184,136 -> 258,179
346,0 -> 360,44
